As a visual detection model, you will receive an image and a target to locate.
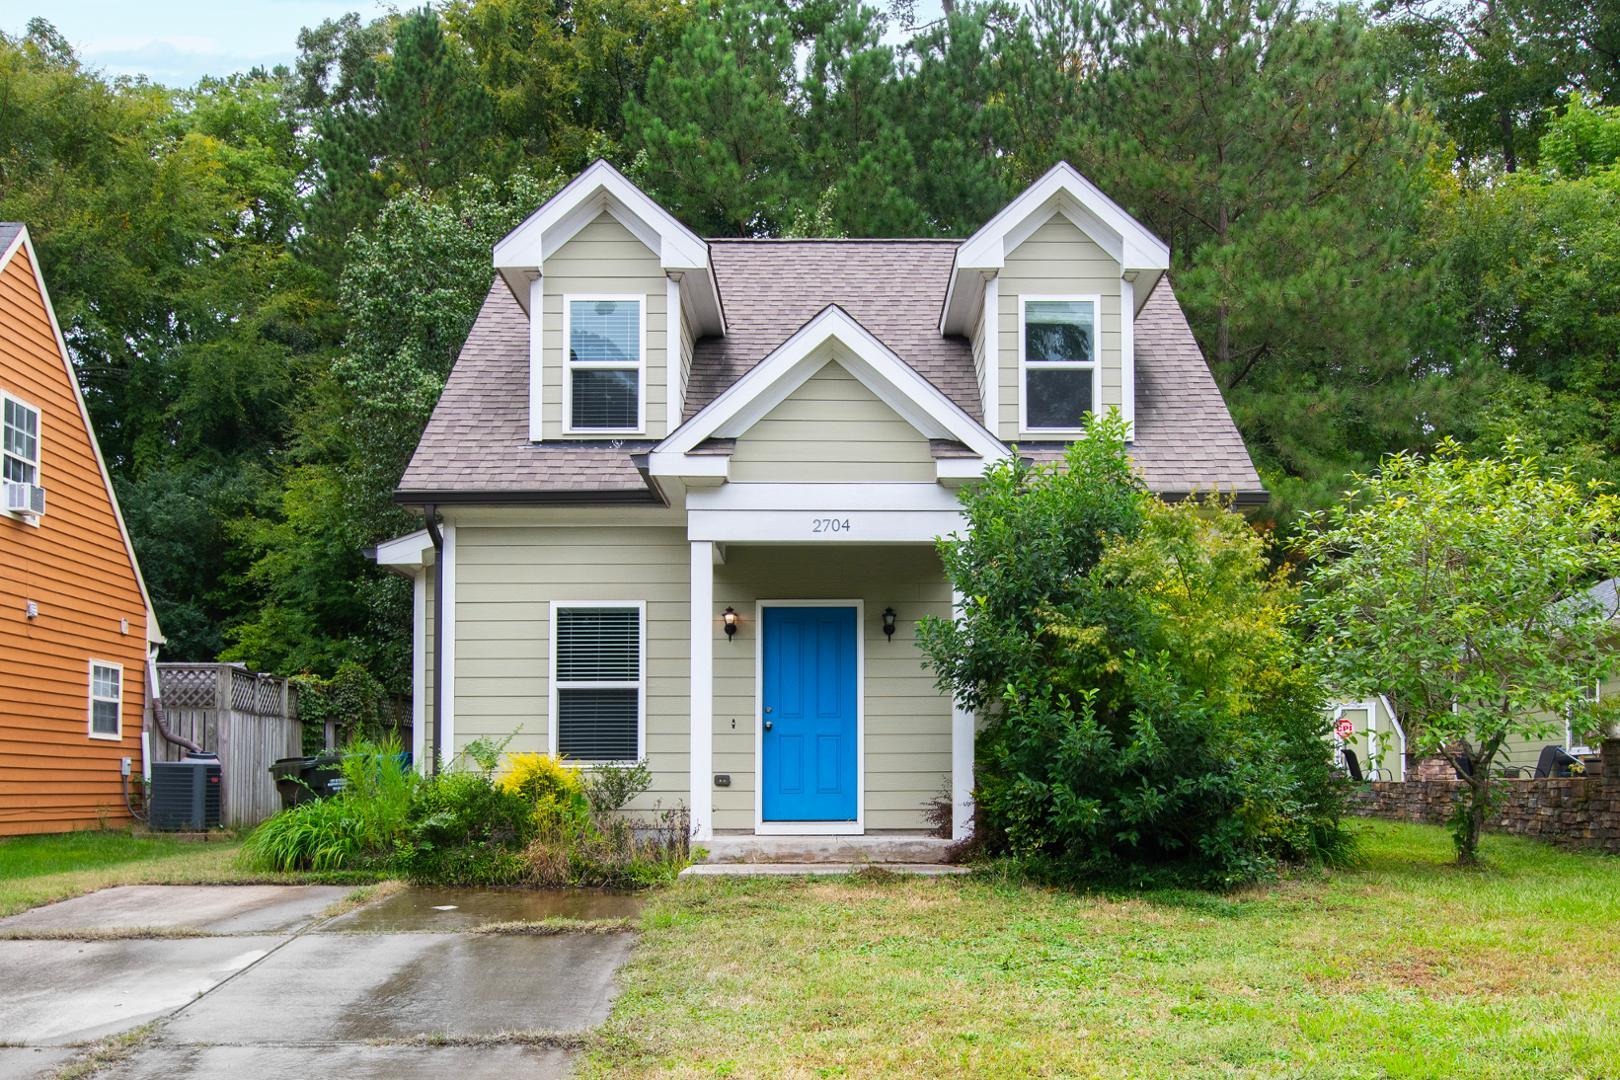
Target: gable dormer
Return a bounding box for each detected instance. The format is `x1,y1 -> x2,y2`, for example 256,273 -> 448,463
493,161 -> 725,442
940,162 -> 1171,441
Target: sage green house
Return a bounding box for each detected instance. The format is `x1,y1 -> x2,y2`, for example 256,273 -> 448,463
375,160 -> 1263,844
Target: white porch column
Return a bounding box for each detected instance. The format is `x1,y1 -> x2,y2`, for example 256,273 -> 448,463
689,540 -> 714,840
950,588 -> 975,840
412,570 -> 427,776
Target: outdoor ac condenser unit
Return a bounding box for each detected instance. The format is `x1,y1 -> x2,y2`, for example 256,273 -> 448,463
2,480 -> 45,517
150,752 -> 222,830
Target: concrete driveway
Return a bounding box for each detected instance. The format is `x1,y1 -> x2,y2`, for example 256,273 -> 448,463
0,885 -> 642,1079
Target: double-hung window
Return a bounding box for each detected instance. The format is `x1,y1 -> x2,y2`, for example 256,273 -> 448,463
3,394 -> 40,488
89,661 -> 122,740
1019,296 -> 1099,433
565,296 -> 643,433
551,602 -> 644,762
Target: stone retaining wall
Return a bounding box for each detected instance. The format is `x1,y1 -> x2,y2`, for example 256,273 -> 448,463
1346,739 -> 1620,854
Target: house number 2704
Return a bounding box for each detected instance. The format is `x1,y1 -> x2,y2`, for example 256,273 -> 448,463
811,517 -> 852,534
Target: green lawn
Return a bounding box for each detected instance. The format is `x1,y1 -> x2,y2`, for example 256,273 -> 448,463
584,821 -> 1620,1079
0,830 -> 372,917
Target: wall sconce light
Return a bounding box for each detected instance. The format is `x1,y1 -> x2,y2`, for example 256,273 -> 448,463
722,607 -> 738,640
882,607 -> 897,641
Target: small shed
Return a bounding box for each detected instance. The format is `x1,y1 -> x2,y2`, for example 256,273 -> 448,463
145,663 -> 300,828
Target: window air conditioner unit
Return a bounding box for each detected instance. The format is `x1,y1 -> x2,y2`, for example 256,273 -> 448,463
3,481 -> 44,517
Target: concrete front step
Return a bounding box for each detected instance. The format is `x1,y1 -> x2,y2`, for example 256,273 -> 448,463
700,834 -> 954,865
681,862 -> 969,878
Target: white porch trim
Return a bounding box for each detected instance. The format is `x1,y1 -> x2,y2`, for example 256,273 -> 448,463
950,588 -> 975,840
689,540 -> 715,841
440,523 -> 457,767
412,570 -> 427,775
686,482 -> 966,544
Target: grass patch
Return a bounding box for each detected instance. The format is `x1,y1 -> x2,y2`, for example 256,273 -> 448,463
0,829 -> 383,917
318,879 -> 408,920
0,926 -> 221,942
581,820 -> 1620,1079
50,1022 -> 160,1080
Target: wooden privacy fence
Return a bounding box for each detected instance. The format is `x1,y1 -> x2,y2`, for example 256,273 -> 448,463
146,663 -> 300,828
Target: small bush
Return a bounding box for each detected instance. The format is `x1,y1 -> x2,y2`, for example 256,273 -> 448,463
523,802 -> 691,889
498,753 -> 590,832
396,771 -> 538,886
583,760 -> 653,815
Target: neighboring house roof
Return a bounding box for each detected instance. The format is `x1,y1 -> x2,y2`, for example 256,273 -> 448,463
1589,578 -> 1619,620
0,224 -> 164,643
398,243 -> 1264,503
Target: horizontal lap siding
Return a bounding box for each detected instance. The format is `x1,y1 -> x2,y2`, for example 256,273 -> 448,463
997,216 -> 1124,438
452,526 -> 690,811
0,246 -> 149,836
540,215 -> 668,440
712,545 -> 952,832
727,360 -> 935,483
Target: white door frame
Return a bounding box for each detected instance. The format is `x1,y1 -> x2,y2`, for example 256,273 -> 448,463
754,598 -> 865,836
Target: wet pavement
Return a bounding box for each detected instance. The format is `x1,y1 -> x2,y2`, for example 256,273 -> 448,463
0,884 -> 350,935
0,885 -> 643,1079
324,885 -> 643,931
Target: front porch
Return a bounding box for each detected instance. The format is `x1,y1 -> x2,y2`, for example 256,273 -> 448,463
687,541 -> 974,844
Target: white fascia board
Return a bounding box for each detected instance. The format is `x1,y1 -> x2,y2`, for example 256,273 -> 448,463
687,482 -> 964,512
374,528 -> 436,569
651,305 -> 1007,470
942,161 -> 1171,334
936,457 -> 989,484
0,227 -> 165,646
646,450 -> 728,481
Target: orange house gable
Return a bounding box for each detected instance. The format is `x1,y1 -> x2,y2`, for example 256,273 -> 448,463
0,225 -> 160,836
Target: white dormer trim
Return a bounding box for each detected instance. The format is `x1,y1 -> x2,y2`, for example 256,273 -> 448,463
649,305 -> 1008,482
941,161 -> 1170,335
493,159 -> 723,333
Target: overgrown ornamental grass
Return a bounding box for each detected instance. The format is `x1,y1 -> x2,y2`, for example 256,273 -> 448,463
583,820 -> 1620,1079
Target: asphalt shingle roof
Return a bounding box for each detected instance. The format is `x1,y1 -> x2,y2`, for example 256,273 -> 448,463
397,243 -> 1264,502
0,224 -> 23,253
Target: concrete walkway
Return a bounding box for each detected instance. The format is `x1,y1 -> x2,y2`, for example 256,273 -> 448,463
0,885 -> 641,1079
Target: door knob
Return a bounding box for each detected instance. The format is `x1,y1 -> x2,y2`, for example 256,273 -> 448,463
763,720 -> 773,730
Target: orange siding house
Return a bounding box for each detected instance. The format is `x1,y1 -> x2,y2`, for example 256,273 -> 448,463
0,224 -> 162,836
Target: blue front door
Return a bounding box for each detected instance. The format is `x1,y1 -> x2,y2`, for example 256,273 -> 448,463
761,606 -> 858,822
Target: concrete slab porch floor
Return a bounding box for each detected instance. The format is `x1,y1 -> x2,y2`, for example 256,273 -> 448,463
687,833 -> 966,874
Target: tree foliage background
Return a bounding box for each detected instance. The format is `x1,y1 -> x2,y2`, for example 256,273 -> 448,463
0,0 -> 1612,690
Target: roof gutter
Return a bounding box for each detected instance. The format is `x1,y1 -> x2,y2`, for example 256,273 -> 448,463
424,505 -> 445,776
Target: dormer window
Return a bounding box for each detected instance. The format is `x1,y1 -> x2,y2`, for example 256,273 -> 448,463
1019,296 -> 1098,433
565,295 -> 644,433
3,394 -> 39,487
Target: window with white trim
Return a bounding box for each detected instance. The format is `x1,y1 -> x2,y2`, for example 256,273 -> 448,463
1569,679 -> 1602,755
552,603 -> 643,761
565,297 -> 643,432
89,661 -> 122,739
1020,296 -> 1098,432
3,395 -> 40,487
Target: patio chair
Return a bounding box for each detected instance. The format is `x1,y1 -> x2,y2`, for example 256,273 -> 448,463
1533,744 -> 1581,779
1339,748 -> 1391,782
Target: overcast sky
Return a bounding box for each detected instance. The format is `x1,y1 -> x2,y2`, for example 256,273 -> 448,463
3,2 -> 395,86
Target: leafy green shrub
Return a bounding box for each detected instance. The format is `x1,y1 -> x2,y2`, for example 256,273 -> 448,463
919,413 -> 1348,888
292,662 -> 398,754
583,759 -> 653,815
395,771 -> 537,885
